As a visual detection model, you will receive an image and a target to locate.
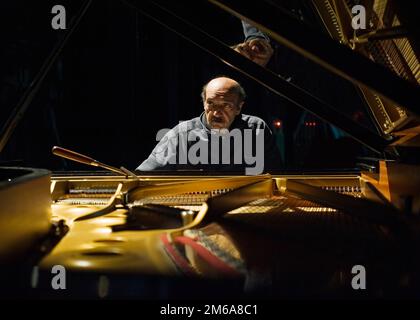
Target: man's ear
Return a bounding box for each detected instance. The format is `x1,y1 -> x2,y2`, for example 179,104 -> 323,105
236,102 -> 244,115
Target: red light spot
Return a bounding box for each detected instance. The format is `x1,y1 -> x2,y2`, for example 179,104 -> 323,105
273,119 -> 282,128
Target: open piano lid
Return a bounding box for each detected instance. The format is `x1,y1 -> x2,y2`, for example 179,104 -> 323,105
311,0 -> 420,137
211,0 -> 420,136
128,0 -> 419,154
209,0 -> 420,144
1,0 -> 418,163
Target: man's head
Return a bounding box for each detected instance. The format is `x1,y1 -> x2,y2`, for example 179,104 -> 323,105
201,77 -> 246,129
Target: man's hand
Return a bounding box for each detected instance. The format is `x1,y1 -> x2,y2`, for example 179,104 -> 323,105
234,38 -> 273,67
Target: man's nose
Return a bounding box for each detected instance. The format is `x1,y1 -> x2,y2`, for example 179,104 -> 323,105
213,110 -> 222,117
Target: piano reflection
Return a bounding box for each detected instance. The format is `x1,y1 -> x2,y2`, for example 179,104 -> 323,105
0,0 -> 419,299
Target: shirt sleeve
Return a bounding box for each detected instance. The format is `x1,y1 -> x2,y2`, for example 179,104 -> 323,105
136,131 -> 178,171
242,20 -> 270,42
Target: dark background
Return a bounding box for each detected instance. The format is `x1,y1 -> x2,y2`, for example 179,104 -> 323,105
0,0 -> 377,172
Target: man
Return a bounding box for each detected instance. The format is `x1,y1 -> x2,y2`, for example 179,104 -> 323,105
137,76 -> 280,175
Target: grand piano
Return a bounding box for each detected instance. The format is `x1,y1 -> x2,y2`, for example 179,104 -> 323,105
1,0 -> 419,299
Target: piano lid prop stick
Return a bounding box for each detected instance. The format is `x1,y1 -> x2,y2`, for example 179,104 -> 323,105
52,146 -> 129,176
120,166 -> 139,179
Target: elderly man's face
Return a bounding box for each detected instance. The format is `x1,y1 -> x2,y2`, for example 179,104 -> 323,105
203,79 -> 243,130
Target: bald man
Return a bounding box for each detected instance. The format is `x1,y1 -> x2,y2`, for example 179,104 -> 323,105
137,77 -> 280,174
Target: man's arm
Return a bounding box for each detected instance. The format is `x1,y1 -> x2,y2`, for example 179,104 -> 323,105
136,131 -> 178,171
233,21 -> 274,67
242,21 -> 270,42
136,154 -> 163,171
